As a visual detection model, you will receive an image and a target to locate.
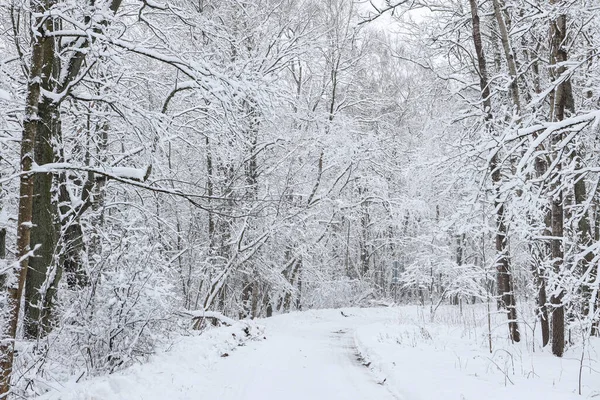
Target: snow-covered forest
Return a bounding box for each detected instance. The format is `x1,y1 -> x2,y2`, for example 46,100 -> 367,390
0,0 -> 600,398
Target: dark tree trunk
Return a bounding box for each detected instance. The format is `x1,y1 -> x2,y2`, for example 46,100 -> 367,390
531,152 -> 551,347
548,1 -> 570,358
22,0 -> 62,338
251,281 -> 259,318
24,98 -> 60,339
359,188 -> 370,277
240,282 -> 253,319
0,228 -> 5,288
282,259 -> 301,312
468,0 -> 520,342
572,156 -> 595,332
23,0 -> 123,340
550,194 -> 565,356
537,270 -> 550,346
241,102 -> 260,318
265,291 -> 273,317
295,260 -> 303,310
60,221 -> 87,288
0,1 -> 51,394
453,233 -> 466,305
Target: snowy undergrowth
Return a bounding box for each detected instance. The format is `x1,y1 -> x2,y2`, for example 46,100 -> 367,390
34,321 -> 265,400
354,304 -> 599,399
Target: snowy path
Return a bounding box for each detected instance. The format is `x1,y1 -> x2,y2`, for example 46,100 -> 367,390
200,310 -> 397,400
36,306 -> 589,400
39,309 -> 399,400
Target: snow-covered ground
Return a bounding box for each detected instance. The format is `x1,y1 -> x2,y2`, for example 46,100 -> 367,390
354,305 -> 595,399
36,306 -> 599,399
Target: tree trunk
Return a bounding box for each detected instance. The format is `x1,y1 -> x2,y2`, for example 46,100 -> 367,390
0,0 -> 50,393
531,155 -> 551,347
491,0 -> 521,114
240,282 -> 253,319
548,3 -> 570,357
23,0 -> 123,340
282,259 -> 300,312
468,0 -> 520,342
295,259 -> 303,310
531,242 -> 550,347
572,154 -> 595,330
550,189 -> 565,356
24,95 -> 60,340
251,281 -> 259,318
21,0 -> 63,338
0,228 -> 5,289
264,291 -> 273,317
359,187 -> 370,276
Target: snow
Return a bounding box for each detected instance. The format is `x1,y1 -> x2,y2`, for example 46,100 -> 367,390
36,321 -> 266,400
355,306 -> 592,400
0,208 -> 8,225
180,309 -> 238,326
41,88 -> 66,103
109,166 -> 149,181
35,309 -> 396,400
31,163 -> 150,181
0,259 -> 8,275
0,88 -> 10,101
35,307 -> 597,400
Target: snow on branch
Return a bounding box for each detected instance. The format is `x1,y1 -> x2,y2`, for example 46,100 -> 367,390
31,163 -> 152,182
516,110 -> 600,172
358,0 -> 413,25
46,29 -> 240,104
0,88 -> 11,101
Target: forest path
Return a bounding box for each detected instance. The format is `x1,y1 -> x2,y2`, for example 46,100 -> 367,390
37,308 -> 401,400
199,309 -> 399,400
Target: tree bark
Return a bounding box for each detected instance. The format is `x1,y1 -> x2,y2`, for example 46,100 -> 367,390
531,155 -> 551,347
491,0 -> 521,114
525,32 -> 550,346
468,0 -> 520,342
550,187 -> 565,356
240,282 -> 253,319
0,228 -> 5,289
24,98 -> 60,339
282,260 -> 300,312
22,0 -> 124,340
548,3 -> 570,357
0,0 -> 50,394
571,150 -> 595,331
359,187 -> 370,276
